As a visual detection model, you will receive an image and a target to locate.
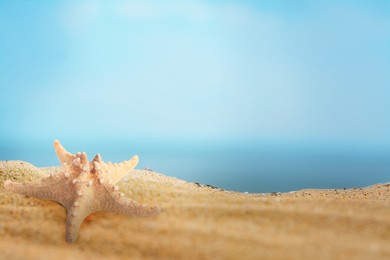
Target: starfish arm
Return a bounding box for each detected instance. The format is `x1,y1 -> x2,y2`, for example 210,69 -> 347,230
65,187 -> 97,243
98,187 -> 160,217
3,177 -> 76,209
54,140 -> 75,165
100,155 -> 139,184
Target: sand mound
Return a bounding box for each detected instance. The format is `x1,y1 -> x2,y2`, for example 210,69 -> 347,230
0,160 -> 389,259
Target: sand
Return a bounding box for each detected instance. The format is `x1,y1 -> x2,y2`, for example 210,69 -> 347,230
0,160 -> 389,260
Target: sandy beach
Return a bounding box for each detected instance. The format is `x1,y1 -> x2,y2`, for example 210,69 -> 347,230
0,160 -> 389,259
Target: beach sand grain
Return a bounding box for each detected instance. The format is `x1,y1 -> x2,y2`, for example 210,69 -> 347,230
0,160 -> 389,259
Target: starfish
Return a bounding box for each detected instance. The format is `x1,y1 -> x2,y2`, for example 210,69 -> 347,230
3,140 -> 160,243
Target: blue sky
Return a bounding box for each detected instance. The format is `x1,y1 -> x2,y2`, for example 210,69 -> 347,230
0,0 -> 389,146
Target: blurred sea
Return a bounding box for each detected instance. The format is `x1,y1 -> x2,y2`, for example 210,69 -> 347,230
0,140 -> 389,193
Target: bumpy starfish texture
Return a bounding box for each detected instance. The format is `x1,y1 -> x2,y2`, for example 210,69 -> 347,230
3,140 -> 160,243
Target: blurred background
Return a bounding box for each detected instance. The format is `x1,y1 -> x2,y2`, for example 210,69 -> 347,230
0,0 -> 389,192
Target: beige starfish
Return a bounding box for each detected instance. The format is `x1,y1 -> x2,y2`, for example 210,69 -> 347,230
3,140 -> 160,243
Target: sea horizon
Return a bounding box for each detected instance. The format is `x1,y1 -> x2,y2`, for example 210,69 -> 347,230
1,139 -> 389,193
